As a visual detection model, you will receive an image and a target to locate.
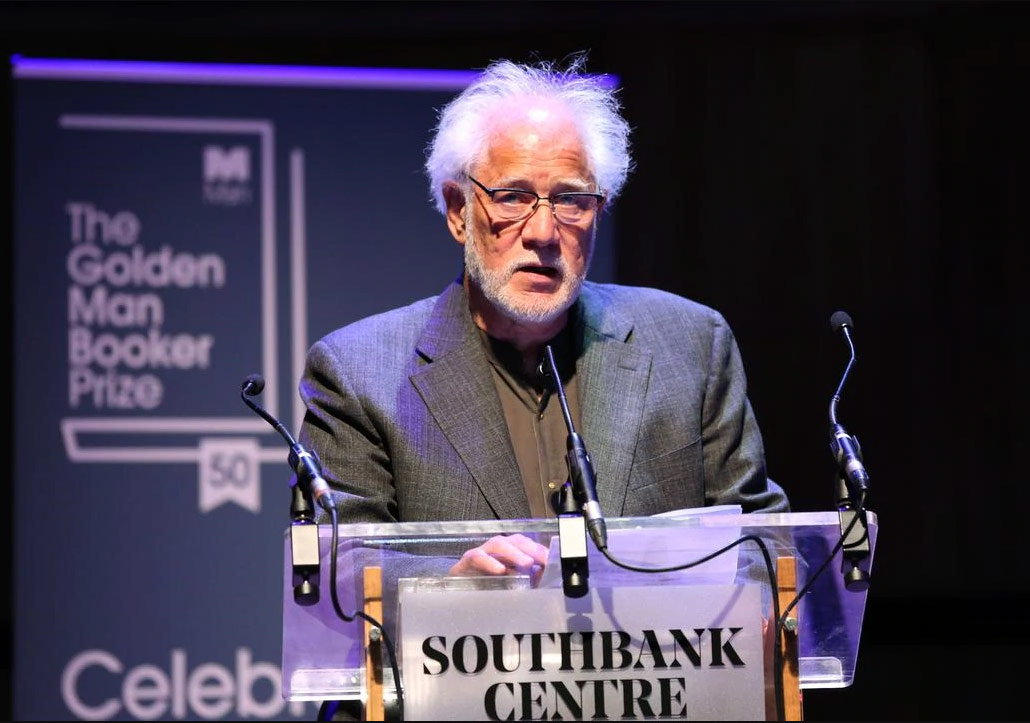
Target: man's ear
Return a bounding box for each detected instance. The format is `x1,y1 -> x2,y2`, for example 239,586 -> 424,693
443,181 -> 468,245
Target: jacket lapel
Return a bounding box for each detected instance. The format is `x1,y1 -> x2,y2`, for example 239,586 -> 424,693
575,284 -> 652,517
409,281 -> 530,519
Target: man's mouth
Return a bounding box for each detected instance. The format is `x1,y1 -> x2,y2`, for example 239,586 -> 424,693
515,264 -> 560,279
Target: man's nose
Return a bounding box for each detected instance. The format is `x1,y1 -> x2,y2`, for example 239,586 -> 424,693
521,200 -> 560,245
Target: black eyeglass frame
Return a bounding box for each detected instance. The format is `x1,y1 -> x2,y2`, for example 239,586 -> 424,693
466,175 -> 605,223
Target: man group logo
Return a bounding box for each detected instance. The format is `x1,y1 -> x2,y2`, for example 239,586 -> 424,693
203,145 -> 250,183
202,145 -> 253,206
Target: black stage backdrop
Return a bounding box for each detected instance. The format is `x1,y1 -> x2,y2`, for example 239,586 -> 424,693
2,1 -> 1027,719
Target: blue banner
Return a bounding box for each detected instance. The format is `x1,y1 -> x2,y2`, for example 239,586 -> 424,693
11,55 -> 619,721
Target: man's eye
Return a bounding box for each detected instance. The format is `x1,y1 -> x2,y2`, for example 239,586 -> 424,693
494,191 -> 533,205
555,194 -> 595,210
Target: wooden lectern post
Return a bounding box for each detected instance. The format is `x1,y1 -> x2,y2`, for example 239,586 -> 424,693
776,556 -> 803,721
362,566 -> 385,722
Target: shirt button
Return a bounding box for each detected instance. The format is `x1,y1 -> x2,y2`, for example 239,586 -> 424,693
547,481 -> 557,489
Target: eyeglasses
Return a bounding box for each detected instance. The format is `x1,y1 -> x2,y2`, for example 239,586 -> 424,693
467,175 -> 604,225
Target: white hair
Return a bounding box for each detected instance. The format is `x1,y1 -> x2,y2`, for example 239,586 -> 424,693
425,56 -> 634,214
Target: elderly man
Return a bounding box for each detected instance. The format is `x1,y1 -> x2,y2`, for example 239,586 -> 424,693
298,57 -> 788,577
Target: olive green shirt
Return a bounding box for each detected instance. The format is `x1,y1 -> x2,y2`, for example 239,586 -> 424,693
477,324 -> 582,518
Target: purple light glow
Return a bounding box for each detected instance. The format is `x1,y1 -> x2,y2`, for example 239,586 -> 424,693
10,55 -> 482,90
10,55 -> 620,91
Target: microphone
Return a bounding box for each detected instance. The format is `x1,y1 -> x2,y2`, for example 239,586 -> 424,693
827,313 -> 872,591
241,374 -> 331,606
240,374 -> 334,512
540,346 -> 608,551
828,312 -> 870,506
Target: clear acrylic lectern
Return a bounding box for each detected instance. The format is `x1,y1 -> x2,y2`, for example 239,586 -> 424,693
282,510 -> 877,720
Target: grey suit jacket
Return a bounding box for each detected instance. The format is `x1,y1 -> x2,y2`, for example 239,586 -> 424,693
299,279 -> 788,523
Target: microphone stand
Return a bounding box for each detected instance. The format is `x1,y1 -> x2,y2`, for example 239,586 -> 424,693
240,375 -> 321,605
828,315 -> 872,592
540,345 -> 606,598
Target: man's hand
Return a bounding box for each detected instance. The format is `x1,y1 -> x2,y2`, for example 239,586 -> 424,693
448,533 -> 549,578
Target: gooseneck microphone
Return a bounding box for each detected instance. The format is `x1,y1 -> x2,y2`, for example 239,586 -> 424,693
827,312 -> 872,591
241,374 -> 335,605
540,345 -> 608,551
828,312 -> 870,507
240,374 -> 334,512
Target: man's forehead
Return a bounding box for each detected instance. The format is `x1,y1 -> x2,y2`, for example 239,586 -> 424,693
473,97 -> 592,184
484,96 -> 578,137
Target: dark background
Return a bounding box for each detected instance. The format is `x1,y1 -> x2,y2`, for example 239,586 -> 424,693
2,1 -> 1027,719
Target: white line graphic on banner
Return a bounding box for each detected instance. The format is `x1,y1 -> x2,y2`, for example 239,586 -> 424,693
290,149 -> 308,435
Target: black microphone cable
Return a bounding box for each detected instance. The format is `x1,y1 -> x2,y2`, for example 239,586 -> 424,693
240,374 -> 404,719
776,510 -> 864,629
324,504 -> 405,720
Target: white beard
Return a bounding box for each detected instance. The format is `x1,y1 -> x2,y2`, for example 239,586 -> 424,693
463,206 -> 592,325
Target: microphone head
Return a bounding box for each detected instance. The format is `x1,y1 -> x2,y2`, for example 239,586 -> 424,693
538,345 -> 558,382
242,374 -> 265,396
830,310 -> 854,334
536,358 -> 550,380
